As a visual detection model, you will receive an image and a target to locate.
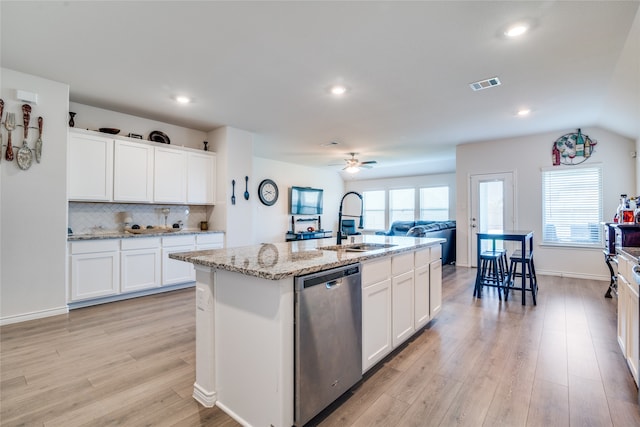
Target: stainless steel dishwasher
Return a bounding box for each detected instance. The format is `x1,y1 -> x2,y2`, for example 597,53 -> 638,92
294,263 -> 362,426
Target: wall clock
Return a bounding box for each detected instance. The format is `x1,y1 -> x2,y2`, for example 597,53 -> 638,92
258,179 -> 279,206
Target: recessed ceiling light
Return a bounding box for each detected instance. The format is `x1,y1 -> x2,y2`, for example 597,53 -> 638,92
505,24 -> 528,37
175,96 -> 191,104
330,85 -> 347,96
517,108 -> 531,116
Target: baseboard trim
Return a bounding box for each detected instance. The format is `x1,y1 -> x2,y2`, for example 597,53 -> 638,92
215,400 -> 252,427
193,382 -> 217,408
68,282 -> 195,310
0,306 -> 69,326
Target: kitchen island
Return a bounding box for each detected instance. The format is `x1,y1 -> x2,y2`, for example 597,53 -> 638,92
170,235 -> 444,427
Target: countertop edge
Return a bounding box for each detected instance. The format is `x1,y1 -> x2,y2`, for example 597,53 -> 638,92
68,230 -> 224,241
170,237 -> 446,280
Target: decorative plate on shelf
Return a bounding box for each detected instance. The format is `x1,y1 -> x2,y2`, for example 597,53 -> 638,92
149,130 -> 170,144
98,128 -> 120,134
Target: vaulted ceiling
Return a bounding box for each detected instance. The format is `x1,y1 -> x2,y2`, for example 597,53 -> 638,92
2,1 -> 639,179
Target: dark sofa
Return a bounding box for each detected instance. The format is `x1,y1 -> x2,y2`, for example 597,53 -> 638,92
376,220 -> 456,264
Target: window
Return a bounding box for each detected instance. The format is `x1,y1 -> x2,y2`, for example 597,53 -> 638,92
420,186 -> 449,220
542,165 -> 602,246
362,190 -> 385,230
389,188 -> 415,224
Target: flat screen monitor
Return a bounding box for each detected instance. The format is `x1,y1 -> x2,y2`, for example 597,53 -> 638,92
290,186 -> 323,215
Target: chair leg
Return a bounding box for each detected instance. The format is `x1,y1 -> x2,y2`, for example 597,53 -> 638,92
528,259 -> 537,305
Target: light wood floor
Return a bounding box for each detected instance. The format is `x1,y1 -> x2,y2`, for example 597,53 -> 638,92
2,266 -> 640,426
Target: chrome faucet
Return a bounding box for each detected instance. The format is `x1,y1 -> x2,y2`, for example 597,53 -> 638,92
336,191 -> 364,244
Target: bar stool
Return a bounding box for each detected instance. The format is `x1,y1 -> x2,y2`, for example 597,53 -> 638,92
505,249 -> 538,305
475,249 -> 509,299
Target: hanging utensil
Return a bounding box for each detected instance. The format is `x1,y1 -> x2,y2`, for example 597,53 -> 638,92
231,179 -> 236,205
244,176 -> 250,200
35,117 -> 43,163
17,104 -> 33,170
4,112 -> 15,161
0,99 -> 4,162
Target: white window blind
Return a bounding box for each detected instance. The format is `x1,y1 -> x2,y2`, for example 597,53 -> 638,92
542,165 -> 602,246
389,188 -> 415,224
420,186 -> 449,220
363,190 -> 386,230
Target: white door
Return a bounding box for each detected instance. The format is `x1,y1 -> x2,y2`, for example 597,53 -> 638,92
469,172 -> 515,267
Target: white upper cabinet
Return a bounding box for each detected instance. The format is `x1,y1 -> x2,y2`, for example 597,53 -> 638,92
113,140 -> 154,202
154,146 -> 188,203
68,132 -> 113,201
68,130 -> 216,205
187,151 -> 216,204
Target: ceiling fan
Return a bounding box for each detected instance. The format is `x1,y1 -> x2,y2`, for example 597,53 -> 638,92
342,153 -> 377,173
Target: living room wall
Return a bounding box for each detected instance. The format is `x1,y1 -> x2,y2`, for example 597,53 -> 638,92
456,126 -> 635,280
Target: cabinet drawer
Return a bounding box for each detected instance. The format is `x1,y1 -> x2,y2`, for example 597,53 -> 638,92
70,239 -> 119,254
392,252 -> 414,276
162,235 -> 196,247
414,248 -> 430,267
196,233 -> 223,246
121,237 -> 161,250
362,258 -> 391,287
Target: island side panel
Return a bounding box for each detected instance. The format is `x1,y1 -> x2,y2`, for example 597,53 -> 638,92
215,270 -> 294,427
193,266 -> 217,407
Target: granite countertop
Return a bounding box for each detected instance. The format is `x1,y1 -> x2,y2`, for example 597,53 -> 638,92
68,229 -> 224,241
618,246 -> 640,262
169,235 -> 445,280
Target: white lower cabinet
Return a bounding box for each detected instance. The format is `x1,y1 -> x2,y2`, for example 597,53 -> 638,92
69,233 -> 223,305
362,258 -> 393,372
195,233 -> 224,250
392,270 -> 415,347
162,235 -> 196,285
120,238 -> 161,292
70,240 -> 120,301
430,259 -> 442,318
617,252 -> 639,386
414,265 -> 430,329
361,246 -> 443,373
628,284 -> 639,385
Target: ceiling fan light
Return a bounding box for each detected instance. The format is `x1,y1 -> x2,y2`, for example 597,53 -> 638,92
345,166 -> 360,173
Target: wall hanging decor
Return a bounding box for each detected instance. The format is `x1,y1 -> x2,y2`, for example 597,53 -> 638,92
552,128 -> 597,166
1,101 -> 46,169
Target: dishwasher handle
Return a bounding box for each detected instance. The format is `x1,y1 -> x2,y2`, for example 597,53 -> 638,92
325,279 -> 341,289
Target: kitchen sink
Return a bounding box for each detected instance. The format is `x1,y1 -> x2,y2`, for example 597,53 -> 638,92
320,243 -> 397,252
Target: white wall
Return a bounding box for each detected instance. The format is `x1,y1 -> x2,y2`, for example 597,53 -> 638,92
456,126 -> 635,280
253,158 -> 345,244
209,126 -> 255,248
1,69 -> 69,324
69,102 -> 207,150
345,172 -> 457,230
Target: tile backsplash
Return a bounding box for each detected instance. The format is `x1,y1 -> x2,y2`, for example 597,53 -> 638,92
69,202 -> 209,235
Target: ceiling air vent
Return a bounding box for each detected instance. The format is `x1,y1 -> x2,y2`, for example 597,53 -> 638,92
469,77 -> 501,91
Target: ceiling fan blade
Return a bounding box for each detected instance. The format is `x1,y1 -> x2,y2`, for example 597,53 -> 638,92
360,164 -> 374,169
360,160 -> 377,165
